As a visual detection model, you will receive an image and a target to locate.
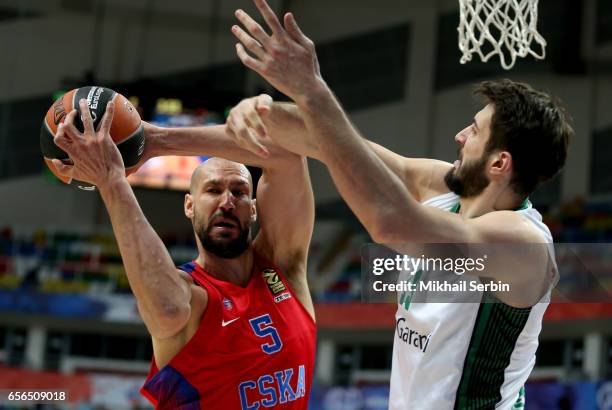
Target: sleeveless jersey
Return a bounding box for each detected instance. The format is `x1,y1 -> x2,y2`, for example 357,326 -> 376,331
141,254 -> 316,409
389,192 -> 555,410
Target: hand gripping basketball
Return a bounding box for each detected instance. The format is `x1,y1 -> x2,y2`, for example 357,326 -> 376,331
51,99 -> 126,190
40,86 -> 145,190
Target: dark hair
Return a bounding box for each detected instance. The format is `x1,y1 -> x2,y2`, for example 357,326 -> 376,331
474,79 -> 573,197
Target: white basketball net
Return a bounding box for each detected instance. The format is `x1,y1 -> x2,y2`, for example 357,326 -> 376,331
458,0 -> 547,70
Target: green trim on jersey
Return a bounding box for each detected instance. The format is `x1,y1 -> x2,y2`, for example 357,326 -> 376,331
450,198 -> 531,409
513,387 -> 526,410
399,269 -> 424,311
450,198 -> 530,215
454,294 -> 532,410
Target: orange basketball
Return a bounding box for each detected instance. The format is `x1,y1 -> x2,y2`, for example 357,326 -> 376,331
40,86 -> 145,190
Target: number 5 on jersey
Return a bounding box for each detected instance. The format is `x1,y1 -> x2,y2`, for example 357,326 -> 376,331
249,314 -> 283,354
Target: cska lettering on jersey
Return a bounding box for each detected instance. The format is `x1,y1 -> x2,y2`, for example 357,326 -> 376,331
238,365 -> 307,409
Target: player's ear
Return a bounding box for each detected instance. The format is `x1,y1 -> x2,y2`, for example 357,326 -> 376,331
251,198 -> 257,223
185,193 -> 194,219
490,151 -> 512,177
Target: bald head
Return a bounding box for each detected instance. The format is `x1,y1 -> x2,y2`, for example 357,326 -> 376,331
187,157 -> 256,259
190,157 -> 253,195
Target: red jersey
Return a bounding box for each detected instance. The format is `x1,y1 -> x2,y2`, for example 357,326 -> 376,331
141,254 -> 316,409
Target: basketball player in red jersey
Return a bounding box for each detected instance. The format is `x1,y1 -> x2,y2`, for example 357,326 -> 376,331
51,98 -> 316,409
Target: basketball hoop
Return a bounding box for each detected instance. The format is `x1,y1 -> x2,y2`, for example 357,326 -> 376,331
458,0 -> 547,70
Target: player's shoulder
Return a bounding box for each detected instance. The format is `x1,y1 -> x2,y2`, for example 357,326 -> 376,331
150,271 -> 209,367
177,268 -> 195,283
472,210 -> 547,244
175,268 -> 209,317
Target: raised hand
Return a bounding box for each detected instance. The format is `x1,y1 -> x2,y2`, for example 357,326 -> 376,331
52,99 -> 125,189
226,94 -> 274,158
232,0 -> 322,103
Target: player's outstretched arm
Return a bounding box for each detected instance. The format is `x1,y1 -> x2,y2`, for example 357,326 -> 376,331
225,95 -> 315,319
253,156 -> 315,319
234,96 -> 451,201
52,99 -> 198,340
139,120 -> 295,171
231,1 -> 554,307
230,0 -> 428,242
230,1 -> 545,246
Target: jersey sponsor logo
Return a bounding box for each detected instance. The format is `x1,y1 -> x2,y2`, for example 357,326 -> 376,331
262,268 -> 286,295
238,365 -> 307,409
396,318 -> 432,353
274,292 -> 291,303
222,317 -> 240,327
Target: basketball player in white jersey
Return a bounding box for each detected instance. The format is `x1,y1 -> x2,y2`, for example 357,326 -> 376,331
226,1 -> 573,408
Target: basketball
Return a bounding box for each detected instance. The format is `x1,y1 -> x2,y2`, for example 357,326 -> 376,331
40,86 -> 145,190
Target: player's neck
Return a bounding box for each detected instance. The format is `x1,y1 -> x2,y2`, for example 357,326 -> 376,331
195,249 -> 255,287
458,184 -> 524,218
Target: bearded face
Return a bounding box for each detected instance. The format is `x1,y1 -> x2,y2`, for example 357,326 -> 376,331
444,152 -> 491,198
194,208 -> 252,259
187,159 -> 255,259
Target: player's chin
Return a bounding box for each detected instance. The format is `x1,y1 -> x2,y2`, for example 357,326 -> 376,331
211,228 -> 239,240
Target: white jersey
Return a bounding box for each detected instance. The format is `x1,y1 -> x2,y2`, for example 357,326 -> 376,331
389,192 -> 555,410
